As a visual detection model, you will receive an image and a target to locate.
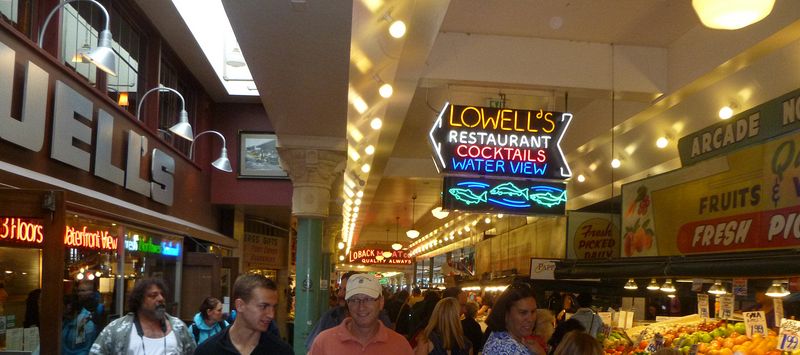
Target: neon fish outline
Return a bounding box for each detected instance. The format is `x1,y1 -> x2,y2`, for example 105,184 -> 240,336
490,182 -> 529,200
448,188 -> 488,205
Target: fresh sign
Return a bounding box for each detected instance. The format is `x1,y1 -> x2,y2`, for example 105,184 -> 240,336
429,103 -> 572,180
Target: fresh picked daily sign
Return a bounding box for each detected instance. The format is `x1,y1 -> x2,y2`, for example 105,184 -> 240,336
429,103 -> 572,180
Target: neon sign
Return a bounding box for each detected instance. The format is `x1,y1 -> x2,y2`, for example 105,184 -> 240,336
348,248 -> 412,265
443,177 -> 567,216
0,218 -> 43,245
124,234 -> 181,257
65,225 -> 117,251
429,103 -> 572,180
0,218 -> 119,250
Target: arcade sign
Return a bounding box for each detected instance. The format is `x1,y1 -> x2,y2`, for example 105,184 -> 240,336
429,103 -> 572,180
348,248 -> 412,265
443,176 -> 567,216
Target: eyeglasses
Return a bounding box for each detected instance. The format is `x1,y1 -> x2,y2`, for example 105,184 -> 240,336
347,297 -> 378,306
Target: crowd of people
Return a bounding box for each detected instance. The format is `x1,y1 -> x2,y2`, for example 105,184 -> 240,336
25,272 -> 607,354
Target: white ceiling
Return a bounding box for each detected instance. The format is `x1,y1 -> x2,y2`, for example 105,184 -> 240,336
140,0 -> 800,256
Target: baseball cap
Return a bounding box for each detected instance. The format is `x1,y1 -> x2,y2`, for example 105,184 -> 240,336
345,274 -> 382,300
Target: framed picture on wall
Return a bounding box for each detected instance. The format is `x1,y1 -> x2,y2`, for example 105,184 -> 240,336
238,131 -> 288,178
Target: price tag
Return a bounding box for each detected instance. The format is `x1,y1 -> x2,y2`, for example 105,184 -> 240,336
719,294 -> 734,320
733,278 -> 748,296
645,333 -> 664,352
697,294 -> 710,319
775,298 -> 785,327
743,311 -> 768,338
778,318 -> 800,351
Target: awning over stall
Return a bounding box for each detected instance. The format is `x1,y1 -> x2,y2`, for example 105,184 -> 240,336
554,250 -> 800,279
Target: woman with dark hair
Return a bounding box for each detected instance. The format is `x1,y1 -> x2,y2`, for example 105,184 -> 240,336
188,297 -> 229,345
483,282 -> 545,355
414,297 -> 472,355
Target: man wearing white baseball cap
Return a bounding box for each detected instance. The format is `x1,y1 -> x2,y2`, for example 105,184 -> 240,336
308,274 -> 413,354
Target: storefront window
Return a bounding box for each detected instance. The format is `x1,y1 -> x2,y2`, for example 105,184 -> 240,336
0,217 -> 43,351
122,229 -> 182,314
62,215 -> 120,355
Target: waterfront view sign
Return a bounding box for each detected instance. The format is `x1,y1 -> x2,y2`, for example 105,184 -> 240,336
443,176 -> 566,216
429,103 -> 572,180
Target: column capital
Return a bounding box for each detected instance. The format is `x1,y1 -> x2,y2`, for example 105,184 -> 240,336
277,147 -> 346,218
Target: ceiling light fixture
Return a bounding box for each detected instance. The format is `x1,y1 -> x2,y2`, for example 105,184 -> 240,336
708,280 -> 727,295
337,241 -> 345,250
766,280 -> 790,298
656,137 -> 669,149
406,194 -> 420,239
577,174 -> 586,182
370,117 -> 383,130
718,105 -> 736,120
382,11 -> 407,38
137,86 -> 193,141
611,158 -> 621,169
38,0 -> 118,76
365,145 -> 375,155
692,0 -> 775,30
431,206 -> 449,219
392,218 -> 403,251
373,74 -> 393,98
647,278 -> 660,290
661,279 -> 676,293
624,278 -> 638,290
189,130 -> 233,172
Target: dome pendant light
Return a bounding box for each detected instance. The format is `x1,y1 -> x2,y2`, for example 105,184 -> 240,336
624,278 -> 638,290
766,280 -> 790,298
647,278 -> 660,290
661,279 -> 676,293
406,194 -> 420,239
391,217 -> 403,251
708,280 -> 727,295
382,227 -> 393,258
692,0 -> 775,30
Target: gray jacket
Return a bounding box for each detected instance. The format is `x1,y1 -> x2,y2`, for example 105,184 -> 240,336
89,313 -> 196,354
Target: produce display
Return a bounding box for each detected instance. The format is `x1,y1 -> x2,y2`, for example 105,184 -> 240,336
600,317 -> 788,355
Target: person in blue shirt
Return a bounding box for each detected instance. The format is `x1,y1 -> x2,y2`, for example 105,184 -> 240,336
62,279 -> 105,355
188,297 -> 229,345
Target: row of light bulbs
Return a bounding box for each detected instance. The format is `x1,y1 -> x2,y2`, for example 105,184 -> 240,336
624,278 -> 790,298
575,102 -> 743,183
408,213 -> 503,257
341,10 -> 409,254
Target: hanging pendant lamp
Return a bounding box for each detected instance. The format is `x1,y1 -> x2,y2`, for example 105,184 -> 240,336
406,194 -> 419,239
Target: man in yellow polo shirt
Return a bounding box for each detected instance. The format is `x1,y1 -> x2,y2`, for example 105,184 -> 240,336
308,274 -> 412,355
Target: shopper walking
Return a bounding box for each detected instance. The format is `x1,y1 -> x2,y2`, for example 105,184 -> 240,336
90,278 -> 195,355
195,274 -> 292,354
414,297 -> 472,355
483,282 -> 545,355
64,280 -> 106,355
305,271 -> 393,349
461,302 -> 484,355
188,296 -> 229,345
308,274 -> 413,355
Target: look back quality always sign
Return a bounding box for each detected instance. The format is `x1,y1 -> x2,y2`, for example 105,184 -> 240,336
429,103 -> 573,180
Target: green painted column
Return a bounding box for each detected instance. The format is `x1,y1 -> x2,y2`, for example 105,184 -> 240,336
275,147 -> 345,355
318,252 -> 332,313
295,216 -> 323,352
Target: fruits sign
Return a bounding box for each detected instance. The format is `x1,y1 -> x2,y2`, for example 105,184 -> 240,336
428,103 -> 572,180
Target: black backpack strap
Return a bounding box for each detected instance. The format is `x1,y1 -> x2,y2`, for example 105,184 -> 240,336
191,323 -> 200,343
